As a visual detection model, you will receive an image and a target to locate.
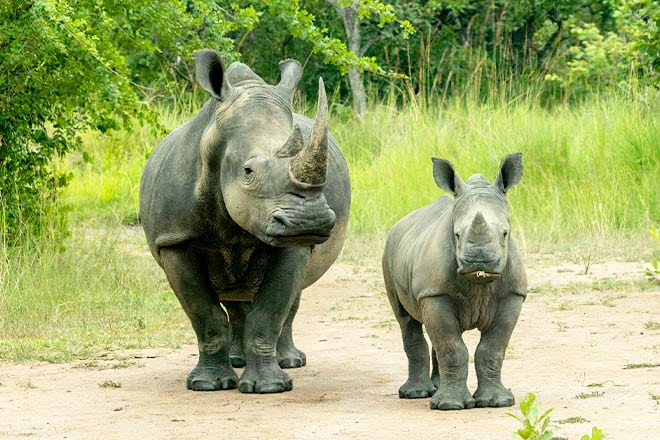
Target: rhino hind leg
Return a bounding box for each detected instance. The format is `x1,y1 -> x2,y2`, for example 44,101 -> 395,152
277,290 -> 306,369
225,302 -> 247,368
383,275 -> 435,398
160,248 -> 238,391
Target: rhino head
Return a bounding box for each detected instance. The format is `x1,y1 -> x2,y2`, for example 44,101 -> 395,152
432,153 -> 523,284
193,50 -> 336,247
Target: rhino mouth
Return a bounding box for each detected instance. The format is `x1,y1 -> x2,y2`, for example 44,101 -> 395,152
459,270 -> 502,284
265,231 -> 331,247
263,208 -> 335,247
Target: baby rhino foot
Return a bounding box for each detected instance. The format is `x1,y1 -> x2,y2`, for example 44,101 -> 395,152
473,384 -> 515,408
277,345 -> 306,369
430,385 -> 476,410
186,365 -> 238,391
399,378 -> 436,399
238,356 -> 293,394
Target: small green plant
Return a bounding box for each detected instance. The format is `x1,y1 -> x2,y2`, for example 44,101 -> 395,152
581,426 -> 604,440
645,321 -> 660,330
510,393 -> 606,440
507,393 -> 554,440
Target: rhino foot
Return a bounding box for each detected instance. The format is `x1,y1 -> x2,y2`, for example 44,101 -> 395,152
229,355 -> 246,368
473,384 -> 515,408
398,378 -> 436,399
186,365 -> 238,391
238,355 -> 293,394
277,348 -> 306,369
430,385 -> 475,410
238,377 -> 293,394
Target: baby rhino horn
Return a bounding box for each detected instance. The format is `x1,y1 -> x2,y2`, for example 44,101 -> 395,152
468,211 -> 490,240
289,78 -> 328,188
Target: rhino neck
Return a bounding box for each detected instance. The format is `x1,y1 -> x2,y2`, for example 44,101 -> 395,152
193,100 -> 235,233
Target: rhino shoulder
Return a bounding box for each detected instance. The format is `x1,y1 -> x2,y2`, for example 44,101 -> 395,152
505,237 -> 528,298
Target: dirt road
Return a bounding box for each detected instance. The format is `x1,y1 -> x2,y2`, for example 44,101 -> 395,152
1,257 -> 659,439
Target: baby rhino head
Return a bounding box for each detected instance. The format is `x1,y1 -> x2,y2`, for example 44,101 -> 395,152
432,153 -> 523,284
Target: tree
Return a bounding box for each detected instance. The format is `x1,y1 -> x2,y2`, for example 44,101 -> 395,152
0,0 -> 146,242
323,0 -> 413,116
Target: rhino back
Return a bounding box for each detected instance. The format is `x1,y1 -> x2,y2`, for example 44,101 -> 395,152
293,113 -> 351,287
139,100 -> 216,262
383,195 -> 455,319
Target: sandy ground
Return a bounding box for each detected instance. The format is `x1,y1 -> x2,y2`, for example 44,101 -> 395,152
1,257 -> 659,440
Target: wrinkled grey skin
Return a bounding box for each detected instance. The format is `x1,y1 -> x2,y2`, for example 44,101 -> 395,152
382,153 -> 526,410
139,50 -> 350,394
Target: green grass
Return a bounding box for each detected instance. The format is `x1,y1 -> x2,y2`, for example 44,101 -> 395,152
1,88 -> 658,362
334,93 -> 659,256
0,225 -> 193,361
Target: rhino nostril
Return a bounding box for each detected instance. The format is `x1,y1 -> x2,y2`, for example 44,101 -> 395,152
271,212 -> 292,229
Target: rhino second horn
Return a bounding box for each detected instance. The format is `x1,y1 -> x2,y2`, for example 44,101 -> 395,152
289,77 -> 328,188
276,125 -> 305,158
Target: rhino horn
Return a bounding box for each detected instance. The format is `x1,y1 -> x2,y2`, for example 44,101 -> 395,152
467,211 -> 490,240
276,125 -> 305,158
275,59 -> 303,102
289,78 -> 328,188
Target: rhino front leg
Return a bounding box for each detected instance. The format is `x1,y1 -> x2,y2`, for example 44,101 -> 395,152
421,295 -> 475,410
239,248 -> 309,394
277,290 -> 307,368
473,294 -> 523,408
160,248 -> 238,391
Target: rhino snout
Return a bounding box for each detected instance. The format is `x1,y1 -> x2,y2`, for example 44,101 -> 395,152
265,205 -> 336,247
457,253 -> 503,284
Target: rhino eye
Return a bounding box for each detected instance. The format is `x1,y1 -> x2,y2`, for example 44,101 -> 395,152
243,165 -> 253,175
454,233 -> 460,241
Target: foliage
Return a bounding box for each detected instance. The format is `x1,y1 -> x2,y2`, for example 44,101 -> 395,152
507,392 -> 554,440
0,0 -> 152,243
581,427 -> 605,440
508,392 -> 604,440
546,0 -> 660,94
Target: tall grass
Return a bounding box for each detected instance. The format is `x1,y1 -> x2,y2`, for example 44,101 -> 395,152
333,91 -> 659,256
0,226 -> 193,361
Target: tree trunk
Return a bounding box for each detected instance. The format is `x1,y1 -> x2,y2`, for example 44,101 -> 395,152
326,0 -> 367,117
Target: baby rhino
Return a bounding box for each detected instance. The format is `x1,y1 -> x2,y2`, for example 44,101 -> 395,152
382,153 -> 526,410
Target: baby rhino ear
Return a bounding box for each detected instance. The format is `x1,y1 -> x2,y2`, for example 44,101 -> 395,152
494,153 -> 523,193
432,157 -> 466,196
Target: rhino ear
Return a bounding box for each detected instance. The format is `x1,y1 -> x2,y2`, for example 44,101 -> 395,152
194,50 -> 233,100
432,157 -> 465,196
275,59 -> 303,102
494,153 -> 523,193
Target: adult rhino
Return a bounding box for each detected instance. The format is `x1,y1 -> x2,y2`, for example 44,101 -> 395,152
382,153 -> 526,410
139,50 -> 350,394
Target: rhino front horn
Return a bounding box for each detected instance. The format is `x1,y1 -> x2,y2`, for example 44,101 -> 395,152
289,77 -> 328,188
